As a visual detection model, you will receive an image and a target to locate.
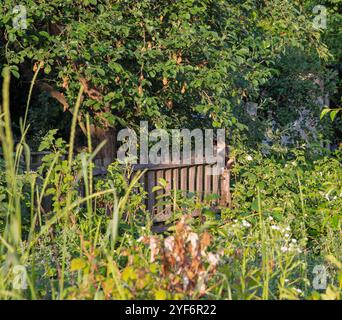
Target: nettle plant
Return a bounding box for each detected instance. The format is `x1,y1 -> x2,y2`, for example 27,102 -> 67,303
0,0 -> 330,156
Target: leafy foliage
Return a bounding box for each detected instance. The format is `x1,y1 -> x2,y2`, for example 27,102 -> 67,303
1,0 -> 336,147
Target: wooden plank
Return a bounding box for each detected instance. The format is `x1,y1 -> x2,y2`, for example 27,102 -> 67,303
212,167 -> 219,199
172,168 -> 179,191
155,169 -> 164,214
219,168 -> 231,207
172,168 -> 179,212
188,165 -> 195,193
180,167 -> 187,194
131,154 -> 206,171
204,165 -> 212,198
164,169 -> 172,218
165,169 -> 172,193
196,165 -> 203,200
147,170 -> 156,213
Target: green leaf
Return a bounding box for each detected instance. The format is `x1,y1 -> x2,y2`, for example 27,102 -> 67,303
330,110 -> 338,122
152,185 -> 162,192
97,68 -> 106,76
320,108 -> 331,120
10,69 -> 20,79
158,178 -> 168,188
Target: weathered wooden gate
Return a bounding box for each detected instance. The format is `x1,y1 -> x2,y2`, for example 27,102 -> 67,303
2,151 -> 233,219
130,158 -> 233,219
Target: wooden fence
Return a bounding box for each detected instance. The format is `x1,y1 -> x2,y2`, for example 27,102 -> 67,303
1,151 -> 233,221
128,160 -> 233,218
93,158 -> 233,222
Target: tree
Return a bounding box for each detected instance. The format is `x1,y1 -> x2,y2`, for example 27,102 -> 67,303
0,0 -> 331,161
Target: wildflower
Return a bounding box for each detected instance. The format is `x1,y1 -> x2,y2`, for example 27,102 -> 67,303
291,239 -> 297,244
294,288 -> 303,294
187,232 -> 199,248
207,252 -> 220,267
246,155 -> 253,161
183,275 -> 190,291
137,236 -> 145,243
271,225 -> 280,231
242,220 -> 251,228
164,236 -> 175,252
187,232 -> 199,256
284,233 -> 290,238
149,237 -> 159,263
199,282 -> 206,295
268,216 -> 274,221
281,246 -> 288,252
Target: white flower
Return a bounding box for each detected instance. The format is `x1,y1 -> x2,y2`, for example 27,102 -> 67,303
137,236 -> 144,243
164,236 -> 175,252
187,232 -> 199,256
187,232 -> 199,248
242,220 -> 251,228
183,275 -> 190,290
246,155 -> 253,161
268,216 -> 274,221
281,246 -> 288,252
295,288 -> 303,294
271,225 -> 280,231
207,252 -> 220,267
291,239 -> 297,244
284,233 -> 290,238
199,283 -> 206,294
149,237 -> 159,263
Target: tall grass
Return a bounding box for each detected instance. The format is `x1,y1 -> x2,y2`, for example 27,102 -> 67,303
0,69 -> 144,299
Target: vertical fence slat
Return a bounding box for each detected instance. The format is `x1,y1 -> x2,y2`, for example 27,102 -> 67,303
196,165 -> 203,200
219,168 -> 231,207
180,167 -> 187,194
188,166 -> 195,193
156,169 -> 164,213
204,165 -> 212,199
164,169 -> 172,217
165,169 -> 172,193
172,168 -> 180,211
147,170 -> 156,213
212,167 -> 219,199
172,168 -> 179,191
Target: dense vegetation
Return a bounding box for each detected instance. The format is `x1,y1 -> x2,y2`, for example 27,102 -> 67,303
0,0 -> 341,300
